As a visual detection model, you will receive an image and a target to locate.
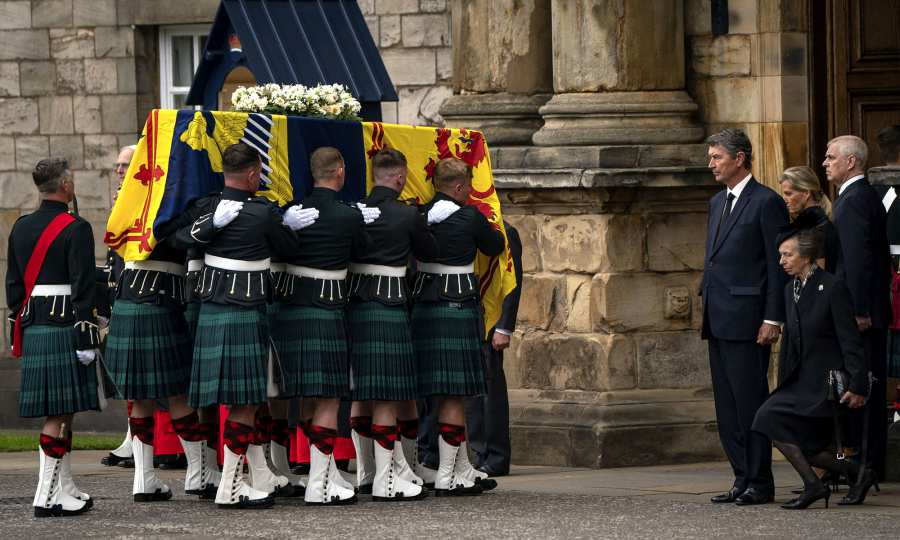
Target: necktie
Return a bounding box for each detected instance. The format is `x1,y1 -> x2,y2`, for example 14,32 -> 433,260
714,192 -> 735,244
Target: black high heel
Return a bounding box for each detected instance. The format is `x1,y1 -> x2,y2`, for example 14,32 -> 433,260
781,485 -> 830,510
838,468 -> 877,505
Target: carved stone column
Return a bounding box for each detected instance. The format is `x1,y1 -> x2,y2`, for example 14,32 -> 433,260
439,0 -> 553,145
533,0 -> 703,146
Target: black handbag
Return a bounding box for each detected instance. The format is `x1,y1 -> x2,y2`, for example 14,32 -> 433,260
825,369 -> 873,404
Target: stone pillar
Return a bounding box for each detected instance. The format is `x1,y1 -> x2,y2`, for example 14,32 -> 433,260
533,0 -> 703,146
439,0 -> 553,145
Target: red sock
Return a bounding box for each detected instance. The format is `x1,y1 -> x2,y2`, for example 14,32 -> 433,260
271,419 -> 291,448
129,416 -> 154,445
307,424 -> 337,455
39,434 -> 68,459
349,416 -> 372,437
171,412 -> 206,442
223,420 -> 253,456
370,424 -> 397,450
397,419 -> 418,440
438,423 -> 466,447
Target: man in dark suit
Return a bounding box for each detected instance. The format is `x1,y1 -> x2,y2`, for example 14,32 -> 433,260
466,222 -> 522,477
825,135 -> 892,481
701,129 -> 789,505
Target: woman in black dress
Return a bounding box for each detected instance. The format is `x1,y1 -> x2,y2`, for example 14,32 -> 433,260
752,227 -> 874,509
779,166 -> 841,273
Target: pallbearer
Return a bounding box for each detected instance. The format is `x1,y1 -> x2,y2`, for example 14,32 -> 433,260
411,157 -> 505,496
7,158 -> 100,516
347,148 -> 442,501
183,142 -> 319,509
273,147 -> 379,505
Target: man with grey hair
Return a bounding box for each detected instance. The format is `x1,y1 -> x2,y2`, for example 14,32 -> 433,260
701,128 -> 788,506
824,134 -> 891,486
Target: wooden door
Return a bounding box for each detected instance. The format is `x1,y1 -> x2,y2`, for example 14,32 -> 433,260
810,0 -> 900,168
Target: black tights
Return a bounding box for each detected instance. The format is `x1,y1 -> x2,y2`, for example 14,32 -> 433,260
773,440 -> 858,490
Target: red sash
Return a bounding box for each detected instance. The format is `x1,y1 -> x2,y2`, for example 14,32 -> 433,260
11,212 -> 76,358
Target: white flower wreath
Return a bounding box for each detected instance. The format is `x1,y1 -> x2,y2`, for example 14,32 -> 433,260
231,83 -> 362,120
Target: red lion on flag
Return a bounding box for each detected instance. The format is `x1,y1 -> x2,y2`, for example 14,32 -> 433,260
424,128 -> 498,228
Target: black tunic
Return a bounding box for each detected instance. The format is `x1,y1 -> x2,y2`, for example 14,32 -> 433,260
752,270 -> 868,452
6,200 -> 99,349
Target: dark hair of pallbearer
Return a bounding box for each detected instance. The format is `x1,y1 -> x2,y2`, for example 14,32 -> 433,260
372,147 -> 407,171
32,157 -> 70,194
222,142 -> 262,174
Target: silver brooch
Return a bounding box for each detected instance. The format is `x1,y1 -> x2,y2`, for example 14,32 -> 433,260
818,284 -> 824,291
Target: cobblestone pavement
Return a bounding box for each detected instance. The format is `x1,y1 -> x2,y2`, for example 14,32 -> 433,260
0,451 -> 897,539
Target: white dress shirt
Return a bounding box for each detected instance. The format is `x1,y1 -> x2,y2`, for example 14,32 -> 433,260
838,174 -> 865,196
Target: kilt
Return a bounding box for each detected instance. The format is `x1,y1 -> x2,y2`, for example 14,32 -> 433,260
105,299 -> 192,400
189,302 -> 269,408
411,300 -> 486,397
347,300 -> 417,401
184,301 -> 201,341
272,305 -> 349,399
19,324 -> 100,418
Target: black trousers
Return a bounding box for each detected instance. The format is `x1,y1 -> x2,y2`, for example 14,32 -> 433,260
709,337 -> 774,492
464,343 -> 511,473
847,327 -> 888,478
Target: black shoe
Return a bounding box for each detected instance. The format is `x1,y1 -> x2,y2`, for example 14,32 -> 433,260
475,477 -> 498,491
34,503 -> 91,518
372,490 -> 429,502
157,454 -> 187,470
100,453 -> 133,467
781,485 -> 830,510
434,484 -> 483,497
477,466 -> 509,478
838,468 -> 878,505
710,486 -> 743,503
734,488 -> 774,506
134,488 -> 173,502
217,494 -> 275,509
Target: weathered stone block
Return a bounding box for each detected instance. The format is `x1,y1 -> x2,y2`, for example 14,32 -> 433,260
691,35 -> 751,78
73,0 -> 117,26
358,0 -> 374,15
49,135 -> 85,169
647,213 -> 707,271
516,274 -> 565,331
83,134 -> 118,170
0,1 -> 31,29
694,77 -> 761,124
0,30 -> 51,60
375,0 -> 418,15
728,0 -> 758,34
381,49 -> 435,85
591,272 -> 702,333
436,47 -> 451,81
504,214 -> 542,272
72,168 -> 111,209
32,0 -> 74,28
50,28 -> 95,59
0,98 -> 39,134
15,136 -> 50,171
397,85 -> 452,126
419,0 -> 446,12
118,0 -> 218,25
84,58 -> 117,93
402,14 -> 449,47
56,61 -> 84,94
379,15 -> 400,47
116,57 -> 136,93
566,274 -> 592,333
363,15 -> 378,42
0,63 -> 20,97
73,95 -> 102,134
516,333 -> 635,392
39,96 -> 74,134
19,62 -> 57,96
100,94 -> 137,133
541,215 -> 643,273
684,0 -> 711,36
0,137 -> 16,170
0,171 -> 38,209
95,26 -> 132,58
635,331 -> 710,390
76,207 -> 111,258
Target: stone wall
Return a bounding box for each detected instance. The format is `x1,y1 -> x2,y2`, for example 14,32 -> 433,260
686,0 -> 810,188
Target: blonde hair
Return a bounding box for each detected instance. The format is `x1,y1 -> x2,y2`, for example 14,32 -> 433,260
780,166 -> 832,218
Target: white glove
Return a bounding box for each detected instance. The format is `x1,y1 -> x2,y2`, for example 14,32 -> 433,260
213,199 -> 244,228
427,199 -> 461,225
356,203 -> 381,225
283,204 -> 320,230
76,349 -> 98,366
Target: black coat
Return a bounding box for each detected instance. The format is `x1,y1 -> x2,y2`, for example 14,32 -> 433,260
775,270 -> 868,417
832,177 -> 892,328
701,178 -> 789,340
495,224 -> 522,334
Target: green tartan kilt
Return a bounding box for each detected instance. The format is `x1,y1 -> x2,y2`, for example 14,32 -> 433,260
347,301 -> 418,401
271,304 -> 349,398
105,299 -> 192,400
184,300 -> 201,342
19,325 -> 100,418
411,300 -> 486,397
189,302 -> 269,408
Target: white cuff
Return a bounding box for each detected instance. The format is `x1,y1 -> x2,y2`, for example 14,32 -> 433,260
494,328 -> 512,336
763,320 -> 783,328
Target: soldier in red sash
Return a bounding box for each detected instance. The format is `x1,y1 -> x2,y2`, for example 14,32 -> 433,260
6,158 -> 101,517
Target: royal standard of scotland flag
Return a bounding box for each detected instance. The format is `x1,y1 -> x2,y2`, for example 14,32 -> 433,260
105,109 -> 515,337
